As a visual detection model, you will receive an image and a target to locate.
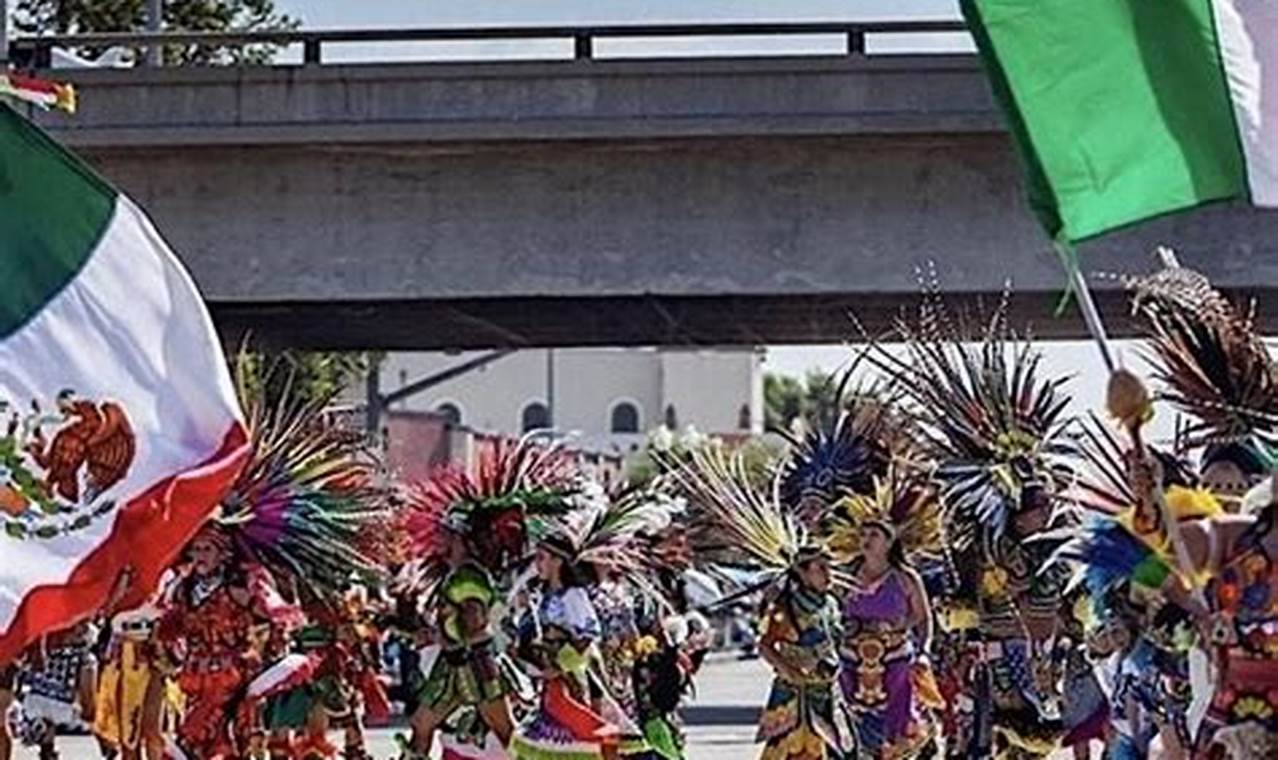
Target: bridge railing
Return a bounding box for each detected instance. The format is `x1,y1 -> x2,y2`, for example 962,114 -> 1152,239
8,20 -> 970,68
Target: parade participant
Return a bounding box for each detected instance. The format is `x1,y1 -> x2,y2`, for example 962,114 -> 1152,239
397,439 -> 579,760
1048,404 -> 1231,760
575,485 -> 694,760
511,532 -> 621,760
591,560 -> 660,759
154,526 -> 284,759
626,521 -> 703,760
7,623 -> 98,760
828,474 -> 942,758
869,294 -> 1079,757
93,604 -> 166,760
1055,601 -> 1108,760
159,356 -> 387,760
1184,483 -> 1278,758
665,445 -> 848,760
258,591 -> 389,760
1116,258 -> 1278,756
0,660 -> 14,760
755,546 -> 842,760
1122,254 -> 1278,510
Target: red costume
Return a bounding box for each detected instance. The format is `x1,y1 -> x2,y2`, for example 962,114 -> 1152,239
158,564 -> 291,759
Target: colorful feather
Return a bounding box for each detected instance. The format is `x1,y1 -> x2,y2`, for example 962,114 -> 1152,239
777,355 -> 897,516
868,294 -> 1079,550
823,466 -> 944,567
661,444 -> 802,576
1044,518 -> 1171,601
217,354 -> 389,596
1123,257 -> 1278,451
399,436 -> 581,587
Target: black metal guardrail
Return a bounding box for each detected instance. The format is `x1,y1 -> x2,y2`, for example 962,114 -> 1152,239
9,20 -> 969,68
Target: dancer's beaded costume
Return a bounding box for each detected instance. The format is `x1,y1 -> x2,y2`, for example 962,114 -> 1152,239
162,356 -> 387,760
869,287 -> 1080,757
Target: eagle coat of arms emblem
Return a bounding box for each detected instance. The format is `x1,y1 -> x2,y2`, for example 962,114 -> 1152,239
0,390 -> 136,540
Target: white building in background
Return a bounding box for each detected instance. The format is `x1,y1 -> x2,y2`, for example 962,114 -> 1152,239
377,348 -> 765,455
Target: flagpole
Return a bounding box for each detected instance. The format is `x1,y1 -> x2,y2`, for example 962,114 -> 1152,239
1065,250 -> 1204,606
1059,242 -> 1117,373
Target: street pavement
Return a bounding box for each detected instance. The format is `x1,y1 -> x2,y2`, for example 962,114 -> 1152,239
12,656 -> 773,759
8,657 -> 1084,758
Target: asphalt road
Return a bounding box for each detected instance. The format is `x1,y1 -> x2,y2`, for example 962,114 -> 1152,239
9,657 -> 1082,758
11,656 -> 773,760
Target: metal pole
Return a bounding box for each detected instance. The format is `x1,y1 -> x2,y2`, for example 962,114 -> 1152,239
1,0 -> 9,65
146,0 -> 163,67
546,349 -> 555,429
365,358 -> 383,442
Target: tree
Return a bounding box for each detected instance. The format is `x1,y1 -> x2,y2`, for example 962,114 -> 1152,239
13,0 -> 299,64
235,349 -> 374,409
763,369 -> 847,432
763,372 -> 804,431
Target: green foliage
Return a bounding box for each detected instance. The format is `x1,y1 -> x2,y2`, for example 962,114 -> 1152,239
235,350 -> 372,409
13,0 -> 300,64
763,373 -> 803,431
763,369 -> 847,432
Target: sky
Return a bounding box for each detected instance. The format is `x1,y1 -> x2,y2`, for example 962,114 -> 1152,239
274,1 -> 960,26
268,0 -> 969,61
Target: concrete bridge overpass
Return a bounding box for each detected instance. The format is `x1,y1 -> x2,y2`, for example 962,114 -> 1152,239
13,23 -> 1278,349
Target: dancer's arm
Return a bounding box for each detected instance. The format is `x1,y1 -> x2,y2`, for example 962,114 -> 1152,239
757,602 -> 803,684
902,568 -> 933,654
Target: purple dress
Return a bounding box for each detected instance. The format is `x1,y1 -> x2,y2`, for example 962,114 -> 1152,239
838,570 -> 925,755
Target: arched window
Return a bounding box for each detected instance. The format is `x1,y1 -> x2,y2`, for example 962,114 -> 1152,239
738,403 -> 752,430
664,404 -> 678,430
522,401 -> 551,433
610,401 -> 641,434
437,402 -> 462,427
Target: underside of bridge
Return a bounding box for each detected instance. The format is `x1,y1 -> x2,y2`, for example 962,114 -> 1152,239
40,55 -> 1278,349
206,288 -> 1278,351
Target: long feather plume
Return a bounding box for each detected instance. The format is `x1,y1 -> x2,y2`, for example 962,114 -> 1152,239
220,353 -> 390,597
866,297 -> 1079,549
1124,258 -> 1278,449
661,444 -> 801,577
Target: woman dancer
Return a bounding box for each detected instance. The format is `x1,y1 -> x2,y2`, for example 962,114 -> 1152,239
833,477 -> 939,758
511,532 -> 620,760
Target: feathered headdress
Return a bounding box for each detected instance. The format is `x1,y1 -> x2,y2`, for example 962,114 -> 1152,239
560,483 -> 684,566
1044,414 -> 1221,606
1124,250 -> 1278,459
777,356 -> 899,516
661,444 -> 834,594
539,482 -> 687,599
868,289 -> 1079,550
824,467 -> 943,567
400,436 -> 580,586
206,355 -> 389,597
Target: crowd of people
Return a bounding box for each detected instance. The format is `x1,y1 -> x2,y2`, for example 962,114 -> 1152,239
0,355 -> 714,760
1,255 -> 1277,760
689,256 -> 1278,760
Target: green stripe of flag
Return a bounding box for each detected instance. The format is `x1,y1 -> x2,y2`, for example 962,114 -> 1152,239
961,0 -> 1248,242
0,104 -> 116,337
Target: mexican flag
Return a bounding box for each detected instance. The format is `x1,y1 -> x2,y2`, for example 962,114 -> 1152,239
0,105 -> 247,664
961,0 -> 1278,242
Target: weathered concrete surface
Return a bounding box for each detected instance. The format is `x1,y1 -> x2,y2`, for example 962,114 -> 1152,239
37,56 -> 1002,147
31,58 -> 1278,349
